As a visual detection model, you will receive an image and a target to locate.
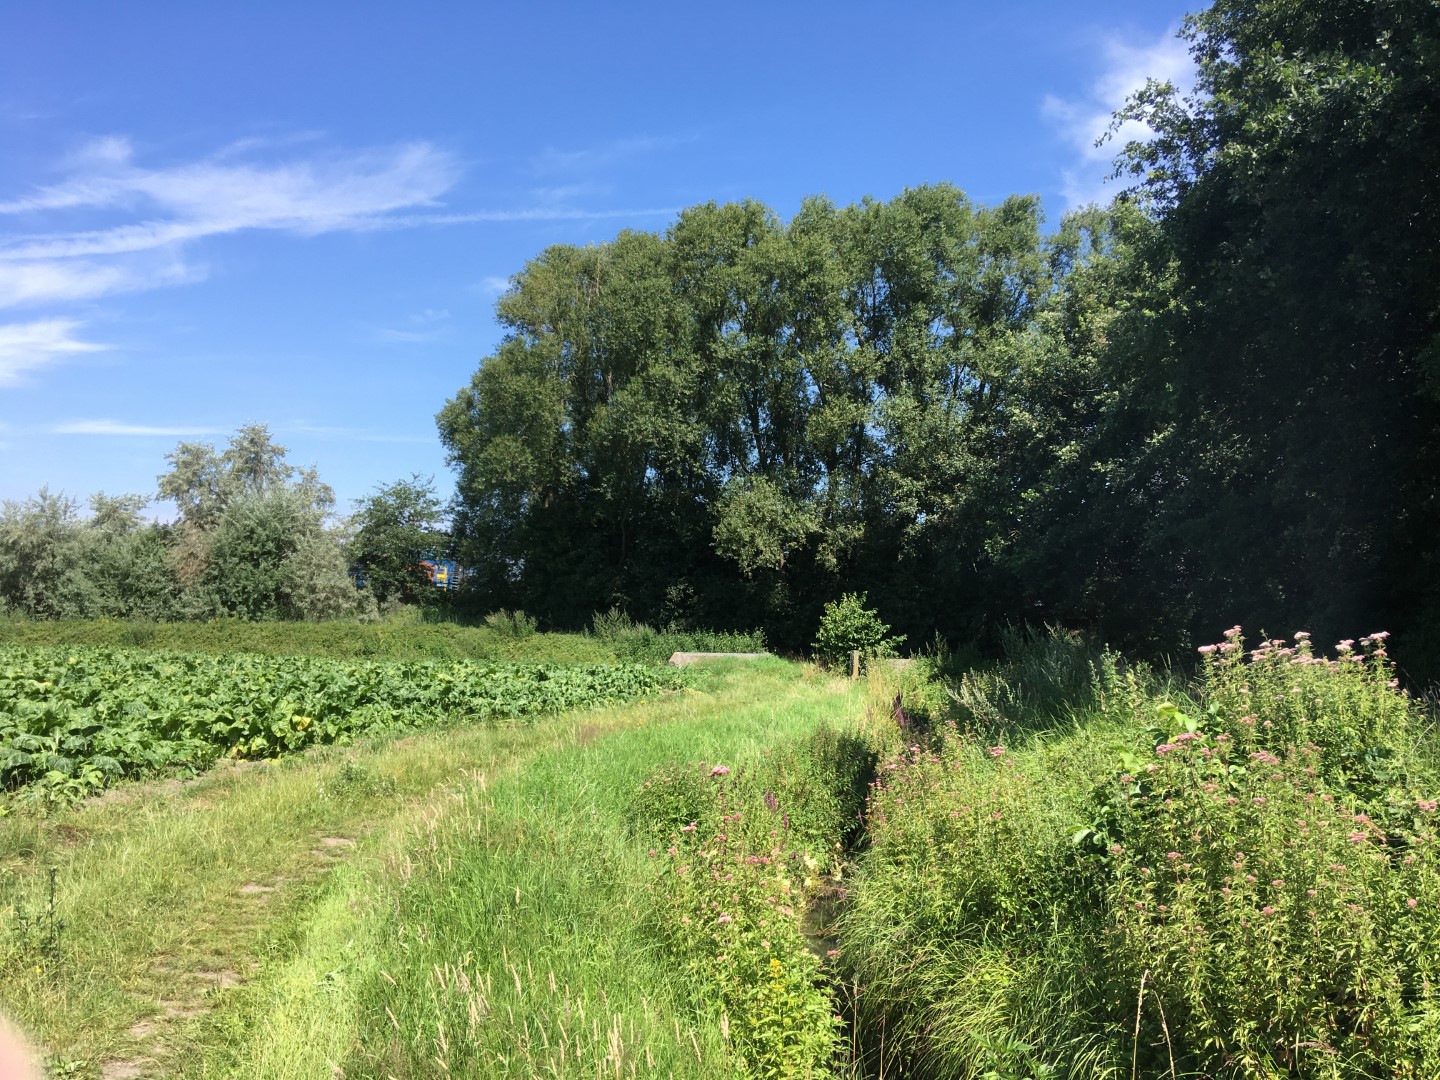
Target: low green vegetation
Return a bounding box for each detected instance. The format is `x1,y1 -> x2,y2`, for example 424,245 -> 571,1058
0,655 -> 868,1078
3,621 -> 1438,1079
0,644 -> 675,805
0,615 -> 765,667
0,710 -> 575,1076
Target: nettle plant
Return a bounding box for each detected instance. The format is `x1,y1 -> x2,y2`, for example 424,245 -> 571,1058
1095,628 -> 1440,1077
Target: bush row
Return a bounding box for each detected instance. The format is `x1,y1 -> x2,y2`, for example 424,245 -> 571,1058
0,615 -> 767,667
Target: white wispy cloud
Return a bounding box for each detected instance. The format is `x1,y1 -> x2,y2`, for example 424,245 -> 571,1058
370,306 -> 454,344
0,136 -> 682,312
50,418 -> 221,437
286,424 -> 434,444
477,275 -> 512,295
368,205 -> 678,230
529,135 -> 682,175
0,253 -> 199,307
0,318 -> 108,385
0,136 -> 462,309
1043,28 -> 1195,208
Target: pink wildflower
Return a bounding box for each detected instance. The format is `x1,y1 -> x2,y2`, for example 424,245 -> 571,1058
1261,906 -> 1276,917
709,765 -> 731,777
1198,644 -> 1218,655
717,913 -> 732,924
988,746 -> 1006,758
680,822 -> 697,833
1407,898 -> 1419,910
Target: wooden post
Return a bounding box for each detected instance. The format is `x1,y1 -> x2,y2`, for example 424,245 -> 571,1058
850,649 -> 861,680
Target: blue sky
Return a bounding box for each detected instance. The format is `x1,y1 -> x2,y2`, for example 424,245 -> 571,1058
0,0 -> 1195,516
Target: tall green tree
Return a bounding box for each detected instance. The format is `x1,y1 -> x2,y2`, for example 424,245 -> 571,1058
439,186 -> 1065,643
1100,0 -> 1440,661
349,475 -> 447,605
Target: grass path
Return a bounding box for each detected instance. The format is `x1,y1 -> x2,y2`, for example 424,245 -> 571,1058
1,659 -> 860,1079
1,719 -> 561,1077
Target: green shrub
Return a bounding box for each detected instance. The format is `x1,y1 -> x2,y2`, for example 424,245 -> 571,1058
812,592 -> 903,669
481,609 -> 538,639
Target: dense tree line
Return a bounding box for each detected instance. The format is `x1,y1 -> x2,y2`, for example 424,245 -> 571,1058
0,426 -> 446,622
440,0 -> 1440,675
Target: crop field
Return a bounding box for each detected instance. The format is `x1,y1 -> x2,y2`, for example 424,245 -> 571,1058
0,645 -> 675,805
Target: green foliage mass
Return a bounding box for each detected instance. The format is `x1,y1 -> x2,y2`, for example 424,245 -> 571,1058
437,0 -> 1440,676
347,474 -> 448,606
840,629 -> 1440,1078
0,645 -> 676,804
0,426 -> 373,625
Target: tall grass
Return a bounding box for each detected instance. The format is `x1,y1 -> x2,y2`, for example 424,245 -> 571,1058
839,628 -> 1440,1079
180,659 -> 861,1078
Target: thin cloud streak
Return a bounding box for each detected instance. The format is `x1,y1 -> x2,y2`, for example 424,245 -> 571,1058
529,134 -> 689,175
0,136 -> 679,310
0,137 -> 461,308
286,424 -> 435,445
49,418 -> 222,437
368,206 -> 680,229
0,254 -> 200,309
0,318 -> 108,385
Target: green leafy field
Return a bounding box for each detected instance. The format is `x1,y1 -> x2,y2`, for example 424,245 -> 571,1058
0,645 -> 676,803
